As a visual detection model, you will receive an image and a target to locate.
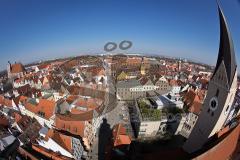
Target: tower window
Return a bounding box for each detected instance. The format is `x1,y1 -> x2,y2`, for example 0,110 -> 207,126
216,89 -> 219,97
226,105 -> 229,112
225,105 -> 230,115
207,108 -> 210,113
211,112 -> 214,116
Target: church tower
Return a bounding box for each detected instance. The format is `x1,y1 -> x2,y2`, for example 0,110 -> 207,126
178,60 -> 181,72
183,3 -> 237,153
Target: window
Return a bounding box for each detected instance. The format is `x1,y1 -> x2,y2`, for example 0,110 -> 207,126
207,108 -> 210,113
216,89 -> 219,97
226,105 -> 229,112
225,105 -> 230,115
140,129 -> 146,132
211,112 -> 214,117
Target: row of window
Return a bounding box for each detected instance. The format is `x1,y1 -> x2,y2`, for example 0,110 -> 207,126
139,129 -> 146,132
117,86 -> 156,91
184,123 -> 191,131
62,124 -> 78,133
157,87 -> 168,90
157,85 -> 168,87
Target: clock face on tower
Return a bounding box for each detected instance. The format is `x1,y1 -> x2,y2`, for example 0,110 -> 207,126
209,97 -> 219,111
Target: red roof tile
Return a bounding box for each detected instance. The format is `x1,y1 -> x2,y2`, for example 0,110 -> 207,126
46,129 -> 72,153
25,99 -> 56,120
169,79 -> 179,86
112,124 -> 131,147
0,114 -> 9,127
72,97 -> 103,113
25,101 -> 39,114
10,63 -> 25,73
37,99 -> 56,120
37,64 -> 49,70
126,57 -> 142,65
32,144 -> 73,160
183,89 -> 203,115
193,124 -> 240,160
55,115 -> 85,137
0,95 -> 12,107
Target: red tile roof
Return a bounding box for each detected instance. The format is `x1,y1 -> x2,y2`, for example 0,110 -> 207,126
37,64 -> 49,70
55,115 -> 85,137
199,78 -> 209,85
0,95 -> 12,107
25,101 -> 39,114
24,98 -> 56,120
193,124 -> 240,160
37,99 -> 56,120
169,79 -> 179,86
45,129 -> 72,153
217,125 -> 230,138
16,115 -> 33,131
188,100 -> 202,115
10,63 -> 25,73
66,95 -> 78,104
15,84 -> 31,96
32,144 -> 73,160
72,97 -> 103,113
112,124 -> 131,147
0,114 -> 9,127
14,95 -> 28,106
183,89 -> 203,115
126,57 -> 142,65
12,112 -> 23,123
139,77 -> 150,85
87,67 -> 105,76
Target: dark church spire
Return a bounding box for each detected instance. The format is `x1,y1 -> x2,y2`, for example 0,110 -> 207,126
212,2 -> 237,85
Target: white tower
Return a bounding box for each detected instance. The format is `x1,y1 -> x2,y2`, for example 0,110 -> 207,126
183,4 -> 237,153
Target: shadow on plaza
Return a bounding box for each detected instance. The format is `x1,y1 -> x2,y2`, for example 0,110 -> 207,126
98,118 -> 112,160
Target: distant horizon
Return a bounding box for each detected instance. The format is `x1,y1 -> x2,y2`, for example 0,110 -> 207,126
1,52 -> 216,71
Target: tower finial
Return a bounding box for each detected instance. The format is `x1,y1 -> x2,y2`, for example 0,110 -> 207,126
212,0 -> 237,86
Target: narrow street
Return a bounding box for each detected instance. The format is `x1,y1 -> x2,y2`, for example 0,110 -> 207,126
88,56 -> 132,160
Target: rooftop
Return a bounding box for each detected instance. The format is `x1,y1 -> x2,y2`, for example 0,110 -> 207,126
116,79 -> 141,88
9,63 -> 25,74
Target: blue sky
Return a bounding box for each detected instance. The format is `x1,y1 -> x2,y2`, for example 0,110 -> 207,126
0,0 -> 239,71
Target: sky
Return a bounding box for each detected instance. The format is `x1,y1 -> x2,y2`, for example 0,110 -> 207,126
0,0 -> 239,71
